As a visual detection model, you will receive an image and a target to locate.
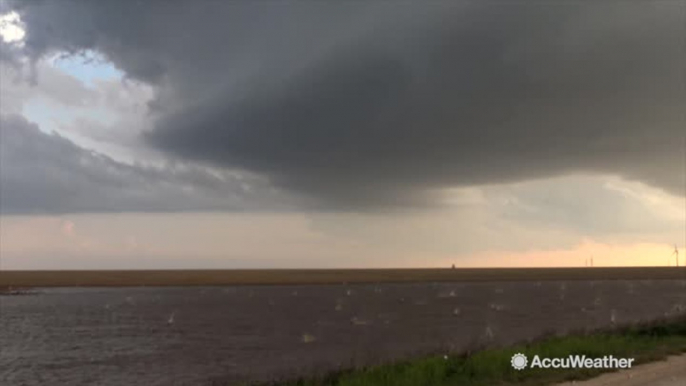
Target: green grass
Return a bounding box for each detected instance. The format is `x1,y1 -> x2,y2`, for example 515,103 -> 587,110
254,316 -> 686,386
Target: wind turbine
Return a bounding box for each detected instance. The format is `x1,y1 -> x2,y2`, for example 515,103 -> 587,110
673,245 -> 679,267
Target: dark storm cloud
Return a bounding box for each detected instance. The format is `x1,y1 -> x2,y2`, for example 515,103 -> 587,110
0,115 -> 286,214
4,1 -> 686,209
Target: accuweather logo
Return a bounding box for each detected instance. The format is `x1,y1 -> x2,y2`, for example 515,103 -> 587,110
510,353 -> 635,370
511,353 -> 528,370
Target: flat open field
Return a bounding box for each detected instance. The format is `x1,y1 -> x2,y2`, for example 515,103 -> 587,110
2,267 -> 686,287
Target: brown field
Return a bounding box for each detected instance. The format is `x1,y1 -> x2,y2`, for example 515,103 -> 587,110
2,267 -> 685,288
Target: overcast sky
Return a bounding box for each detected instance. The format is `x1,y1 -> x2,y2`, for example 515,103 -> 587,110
0,1 -> 684,269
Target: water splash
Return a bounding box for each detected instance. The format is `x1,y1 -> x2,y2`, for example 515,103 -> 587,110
301,333 -> 316,343
167,311 -> 176,325
350,317 -> 371,326
483,325 -> 494,341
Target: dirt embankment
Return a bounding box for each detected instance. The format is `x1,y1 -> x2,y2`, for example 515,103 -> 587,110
553,354 -> 686,386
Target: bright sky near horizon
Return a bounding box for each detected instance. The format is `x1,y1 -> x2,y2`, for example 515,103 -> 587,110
0,2 -> 684,269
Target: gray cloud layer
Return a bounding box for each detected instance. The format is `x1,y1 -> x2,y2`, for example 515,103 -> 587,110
0,115 -> 285,214
3,1 -> 685,210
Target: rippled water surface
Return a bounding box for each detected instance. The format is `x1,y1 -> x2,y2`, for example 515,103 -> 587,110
1,280 -> 685,385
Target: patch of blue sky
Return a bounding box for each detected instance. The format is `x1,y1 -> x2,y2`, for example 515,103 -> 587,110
49,50 -> 122,87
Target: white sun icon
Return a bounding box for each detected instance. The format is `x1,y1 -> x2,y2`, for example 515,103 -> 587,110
511,353 -> 528,370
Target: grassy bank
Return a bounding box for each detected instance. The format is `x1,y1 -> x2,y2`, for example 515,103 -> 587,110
256,317 -> 686,386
